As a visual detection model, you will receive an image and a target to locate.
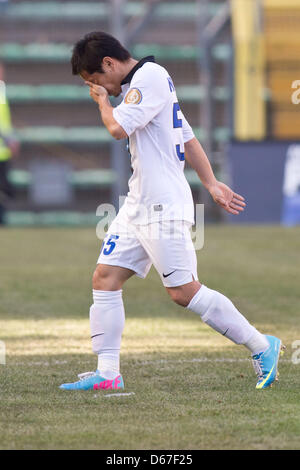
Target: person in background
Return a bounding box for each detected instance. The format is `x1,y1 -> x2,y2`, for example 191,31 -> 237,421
0,62 -> 20,225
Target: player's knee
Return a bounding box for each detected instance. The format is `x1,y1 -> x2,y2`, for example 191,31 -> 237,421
92,265 -> 119,291
167,281 -> 201,307
167,288 -> 190,307
92,267 -> 105,290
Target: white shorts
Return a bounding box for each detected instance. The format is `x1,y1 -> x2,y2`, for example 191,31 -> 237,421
97,208 -> 198,287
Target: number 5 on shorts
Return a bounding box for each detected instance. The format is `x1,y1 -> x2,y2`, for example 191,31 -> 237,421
101,235 -> 119,255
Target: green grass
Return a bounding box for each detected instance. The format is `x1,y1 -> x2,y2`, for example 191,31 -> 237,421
0,225 -> 300,449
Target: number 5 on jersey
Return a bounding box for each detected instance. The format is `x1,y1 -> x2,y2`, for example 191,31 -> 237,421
173,102 -> 185,161
101,235 -> 119,255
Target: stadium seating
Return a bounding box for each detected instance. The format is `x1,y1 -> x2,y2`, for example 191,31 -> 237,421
0,1 -> 230,224
0,43 -> 231,63
6,84 -> 230,104
14,126 -> 229,145
8,167 -> 208,190
3,1 -> 222,21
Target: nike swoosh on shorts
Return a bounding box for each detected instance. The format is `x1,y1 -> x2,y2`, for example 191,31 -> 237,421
162,270 -> 176,278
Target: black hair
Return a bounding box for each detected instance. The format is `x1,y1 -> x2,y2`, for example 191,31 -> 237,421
71,31 -> 131,75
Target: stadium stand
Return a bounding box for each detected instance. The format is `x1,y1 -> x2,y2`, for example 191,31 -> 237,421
0,0 -> 230,225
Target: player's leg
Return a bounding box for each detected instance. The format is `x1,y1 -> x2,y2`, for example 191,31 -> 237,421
90,263 -> 133,382
167,280 -> 269,352
167,281 -> 284,389
148,222 -> 268,352
90,216 -> 151,385
59,264 -> 133,391
137,220 -> 283,389
60,211 -> 152,391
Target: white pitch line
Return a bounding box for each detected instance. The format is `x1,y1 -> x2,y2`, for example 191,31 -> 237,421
104,392 -> 135,398
93,392 -> 135,398
12,360 -> 69,366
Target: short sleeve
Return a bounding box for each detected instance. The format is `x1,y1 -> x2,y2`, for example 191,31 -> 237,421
181,112 -> 195,143
113,66 -> 169,137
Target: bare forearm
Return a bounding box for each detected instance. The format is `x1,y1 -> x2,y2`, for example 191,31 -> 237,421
98,96 -> 121,139
184,137 -> 217,190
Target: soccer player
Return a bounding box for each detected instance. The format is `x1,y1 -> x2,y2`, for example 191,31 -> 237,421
60,32 -> 283,391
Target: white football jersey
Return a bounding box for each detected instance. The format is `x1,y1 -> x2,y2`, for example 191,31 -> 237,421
113,57 -> 195,225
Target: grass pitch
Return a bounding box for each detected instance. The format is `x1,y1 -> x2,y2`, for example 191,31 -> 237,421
0,225 -> 300,450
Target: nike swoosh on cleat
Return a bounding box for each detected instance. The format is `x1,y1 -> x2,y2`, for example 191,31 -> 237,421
256,365 -> 275,389
222,328 -> 229,336
162,270 -> 176,278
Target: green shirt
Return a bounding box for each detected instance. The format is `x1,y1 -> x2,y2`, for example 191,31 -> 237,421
0,89 -> 12,161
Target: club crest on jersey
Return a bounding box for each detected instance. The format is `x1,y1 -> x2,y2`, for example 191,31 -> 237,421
124,88 -> 143,105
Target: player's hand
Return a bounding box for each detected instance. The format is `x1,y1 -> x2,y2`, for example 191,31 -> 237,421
85,81 -> 108,104
208,181 -> 246,215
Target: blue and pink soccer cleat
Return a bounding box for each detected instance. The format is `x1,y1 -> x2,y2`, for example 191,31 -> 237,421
252,335 -> 285,390
59,371 -> 124,391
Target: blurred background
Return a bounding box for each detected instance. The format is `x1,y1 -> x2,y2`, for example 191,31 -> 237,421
0,0 -> 299,227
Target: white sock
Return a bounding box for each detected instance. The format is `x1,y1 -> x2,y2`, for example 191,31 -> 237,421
187,285 -> 268,353
90,289 -> 125,379
244,332 -> 269,356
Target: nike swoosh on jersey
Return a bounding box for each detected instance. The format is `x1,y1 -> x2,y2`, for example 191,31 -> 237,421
162,270 -> 176,278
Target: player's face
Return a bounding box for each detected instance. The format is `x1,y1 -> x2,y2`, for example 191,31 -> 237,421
80,61 -> 122,97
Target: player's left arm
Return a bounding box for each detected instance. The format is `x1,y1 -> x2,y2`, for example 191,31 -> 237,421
184,137 -> 246,215
85,81 -> 127,140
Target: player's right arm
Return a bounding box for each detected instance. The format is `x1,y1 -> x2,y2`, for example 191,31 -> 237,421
85,81 -> 127,140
